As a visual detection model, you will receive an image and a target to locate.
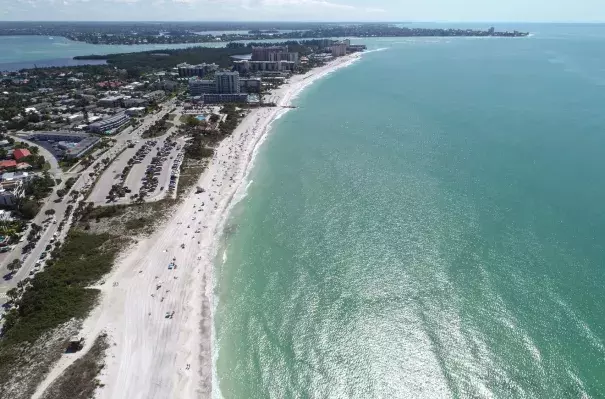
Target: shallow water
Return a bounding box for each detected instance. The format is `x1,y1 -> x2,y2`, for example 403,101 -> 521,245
215,24 -> 605,398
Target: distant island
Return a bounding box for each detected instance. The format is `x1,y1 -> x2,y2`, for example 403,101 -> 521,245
72,40 -> 354,71
0,22 -> 529,45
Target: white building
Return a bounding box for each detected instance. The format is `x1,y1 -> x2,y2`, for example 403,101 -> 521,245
88,113 -> 131,134
0,181 -> 24,207
331,43 -> 348,57
66,113 -> 84,123
1,172 -> 30,183
240,78 -> 261,93
215,72 -> 240,94
176,63 -> 219,77
233,60 -> 296,74
126,107 -> 146,116
98,96 -> 123,108
189,79 -> 216,96
189,72 -> 242,96
201,93 -> 248,104
251,46 -> 298,63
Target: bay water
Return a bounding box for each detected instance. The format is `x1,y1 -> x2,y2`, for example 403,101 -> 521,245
0,35 -> 338,71
215,25 -> 605,398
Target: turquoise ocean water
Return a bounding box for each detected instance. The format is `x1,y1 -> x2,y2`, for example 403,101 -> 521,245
215,25 -> 605,398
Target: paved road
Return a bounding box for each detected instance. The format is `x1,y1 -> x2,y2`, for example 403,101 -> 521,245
0,99 -> 179,303
87,143 -> 144,204
0,141 -> 131,299
87,103 -> 183,206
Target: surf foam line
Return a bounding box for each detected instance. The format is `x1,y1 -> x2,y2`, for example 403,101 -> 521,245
210,51 -> 368,399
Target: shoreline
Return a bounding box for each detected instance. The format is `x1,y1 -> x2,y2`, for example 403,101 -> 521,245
31,53 -> 362,399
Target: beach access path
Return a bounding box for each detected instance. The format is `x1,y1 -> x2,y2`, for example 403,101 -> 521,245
32,53 -> 362,399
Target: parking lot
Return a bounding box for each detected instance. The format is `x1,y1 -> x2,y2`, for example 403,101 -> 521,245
87,137 -> 183,205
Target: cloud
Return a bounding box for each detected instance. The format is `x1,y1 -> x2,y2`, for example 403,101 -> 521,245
261,0 -> 355,10
364,7 -> 385,13
204,0 -> 383,12
7,0 -> 386,19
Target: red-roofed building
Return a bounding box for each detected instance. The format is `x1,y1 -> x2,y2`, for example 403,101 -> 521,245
13,148 -> 31,161
0,160 -> 17,169
97,81 -> 123,89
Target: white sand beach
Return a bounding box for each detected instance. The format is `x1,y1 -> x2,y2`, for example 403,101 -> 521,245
32,52 -> 361,399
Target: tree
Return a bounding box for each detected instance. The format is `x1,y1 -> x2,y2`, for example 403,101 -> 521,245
44,209 -> 56,215
30,146 -> 39,155
7,259 -> 22,273
19,199 -> 41,220
6,287 -> 19,301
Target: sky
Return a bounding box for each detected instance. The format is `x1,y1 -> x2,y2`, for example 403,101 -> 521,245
1,0 -> 605,22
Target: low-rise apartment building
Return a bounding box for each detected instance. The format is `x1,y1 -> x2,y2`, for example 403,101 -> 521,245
88,112 -> 130,134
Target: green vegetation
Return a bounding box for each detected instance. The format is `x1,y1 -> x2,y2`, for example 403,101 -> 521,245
217,103 -> 244,136
74,46 -> 251,71
64,177 -> 77,190
76,197 -> 176,233
0,220 -> 25,242
124,216 -> 155,231
14,172 -> 56,219
56,178 -> 75,199
23,172 -> 55,201
39,333 -> 109,399
184,135 -> 214,160
141,116 -> 172,139
179,114 -> 192,124
182,114 -> 206,128
226,39 -> 332,56
79,203 -> 127,222
0,230 -> 126,345
20,154 -> 46,170
176,158 -> 207,199
7,259 -> 22,274
18,199 -> 40,220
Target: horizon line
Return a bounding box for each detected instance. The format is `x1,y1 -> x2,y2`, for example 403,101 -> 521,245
1,20 -> 605,24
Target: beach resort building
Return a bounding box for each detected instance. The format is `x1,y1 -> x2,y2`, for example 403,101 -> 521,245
331,43 -> 348,57
201,93 -> 248,104
189,79 -> 217,96
189,71 -> 245,99
176,63 -> 219,78
215,72 -> 240,94
233,60 -> 296,74
252,46 -> 299,63
239,78 -> 261,93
